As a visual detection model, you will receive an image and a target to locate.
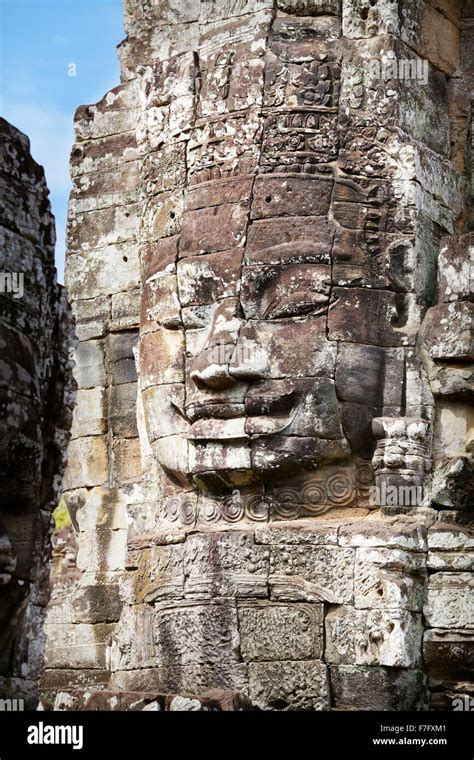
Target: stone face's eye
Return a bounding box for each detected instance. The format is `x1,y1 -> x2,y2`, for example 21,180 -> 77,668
264,292 -> 329,320
241,263 -> 331,320
261,266 -> 331,320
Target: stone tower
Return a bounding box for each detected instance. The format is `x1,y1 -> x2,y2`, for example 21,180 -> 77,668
43,1 -> 473,710
0,118 -> 75,708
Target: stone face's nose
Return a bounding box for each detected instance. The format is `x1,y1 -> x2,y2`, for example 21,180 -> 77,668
190,344 -> 239,390
189,301 -> 268,391
189,298 -> 241,391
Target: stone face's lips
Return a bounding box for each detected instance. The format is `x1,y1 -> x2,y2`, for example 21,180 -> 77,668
186,385 -> 298,433
245,384 -> 296,415
187,412 -> 296,439
244,414 -> 295,436
187,417 -> 248,440
185,401 -> 246,422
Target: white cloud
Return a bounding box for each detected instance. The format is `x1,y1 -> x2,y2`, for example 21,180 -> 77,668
52,33 -> 72,46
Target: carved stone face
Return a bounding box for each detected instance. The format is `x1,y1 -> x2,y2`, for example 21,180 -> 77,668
140,173 -> 359,490
137,8 -> 424,495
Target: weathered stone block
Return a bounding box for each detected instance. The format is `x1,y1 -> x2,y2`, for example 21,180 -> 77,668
71,388 -> 107,439
40,668 -> 109,698
152,436 -> 189,481
268,544 -> 354,603
427,522 -> 474,571
140,273 -> 181,332
63,437 -> 108,490
325,606 -> 423,667
74,81 -> 139,141
109,662 -> 248,695
343,1 -> 460,76
199,1 -> 273,23
237,317 -> 337,378
189,440 -> 251,478
70,130 -> 139,178
240,263 -> 331,320
183,531 -> 269,599
44,623 -> 115,669
238,602 -> 323,661
142,383 -> 187,441
52,687 -> 252,712
427,549 -> 474,572
109,600 -> 241,671
72,296 -> 110,341
111,289 -> 140,331
335,343 -> 404,407
197,17 -> 268,117
413,2 -> 460,75
179,202 -> 249,256
113,438 -> 142,483
328,288 -> 420,347
139,329 -> 184,387
77,527 -> 127,574
354,547 -> 426,611
177,249 -> 243,307
277,0 -> 341,14
424,573 -> 474,629
433,402 -> 473,458
73,340 -> 106,390
338,519 -> 428,552
249,660 -> 329,710
70,487 -> 128,534
245,216 -> 332,265
142,235 -> 178,280
255,521 -> 339,546
71,583 -> 123,624
436,234 -> 473,303
185,177 -> 253,211
110,383 -> 139,438
421,302 -> 474,361
109,331 -> 138,385
70,164 -> 138,215
122,543 -> 185,604
424,628 -> 474,685
251,176 -> 333,219
330,665 -> 426,710
68,204 -> 138,254
67,242 -> 140,300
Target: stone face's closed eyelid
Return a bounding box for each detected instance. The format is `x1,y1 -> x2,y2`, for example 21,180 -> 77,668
246,266 -> 331,319
263,293 -> 329,320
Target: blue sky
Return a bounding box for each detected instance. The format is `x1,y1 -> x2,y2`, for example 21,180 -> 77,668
0,0 -> 124,282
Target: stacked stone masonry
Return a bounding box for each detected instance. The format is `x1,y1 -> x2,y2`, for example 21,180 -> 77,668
0,119 -> 75,708
42,0 -> 473,710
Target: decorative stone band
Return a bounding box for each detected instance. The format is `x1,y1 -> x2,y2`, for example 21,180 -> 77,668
158,463 -> 375,526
